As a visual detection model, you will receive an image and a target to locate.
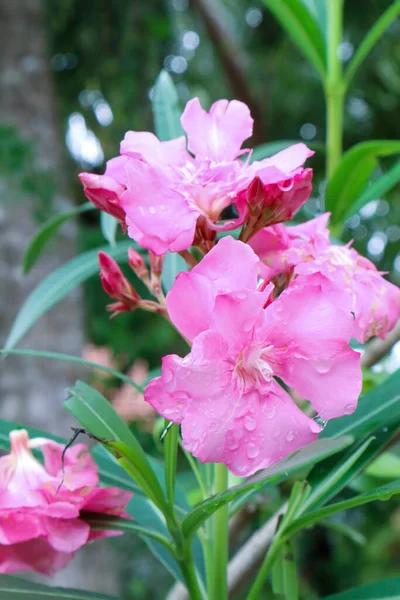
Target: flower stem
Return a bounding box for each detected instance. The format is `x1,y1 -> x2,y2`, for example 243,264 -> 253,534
179,547 -> 205,600
179,249 -> 198,268
244,534 -> 284,600
210,463 -> 229,600
325,0 -> 344,180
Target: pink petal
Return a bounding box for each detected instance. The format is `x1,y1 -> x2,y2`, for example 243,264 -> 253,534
277,349 -> 362,421
44,517 -> 90,552
0,512 -> 44,545
0,538 -> 74,575
82,487 -> 133,516
253,143 -> 314,179
120,160 -> 198,255
181,380 -> 320,477
181,97 -> 253,161
166,237 -> 260,340
121,131 -> 188,166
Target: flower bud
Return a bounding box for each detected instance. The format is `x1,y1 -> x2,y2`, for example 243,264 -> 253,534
79,173 -> 126,223
149,252 -> 164,278
128,247 -> 149,281
98,251 -> 140,316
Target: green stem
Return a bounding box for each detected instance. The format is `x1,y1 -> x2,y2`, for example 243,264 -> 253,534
210,463 -> 229,600
325,0 -> 344,179
245,535 -> 284,600
164,422 -> 179,508
179,546 -> 204,600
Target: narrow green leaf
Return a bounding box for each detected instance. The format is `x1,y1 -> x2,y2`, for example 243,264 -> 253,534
262,0 -> 327,80
341,159 -> 400,224
100,212 -> 118,246
4,240 -> 137,351
300,0 -> 326,37
306,424 -> 398,512
323,577 -> 400,599
325,140 -> 400,225
181,436 -> 352,539
282,539 -> 299,600
344,1 -> 400,90
23,202 -> 95,274
0,348 -> 143,393
0,574 -> 118,599
320,519 -> 366,546
64,381 -> 168,512
82,513 -> 175,552
285,478 -> 400,539
152,70 -> 184,141
164,423 -> 179,507
300,437 -> 375,514
161,251 -> 188,293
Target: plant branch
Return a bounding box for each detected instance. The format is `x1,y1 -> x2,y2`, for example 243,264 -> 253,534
361,319 -> 400,369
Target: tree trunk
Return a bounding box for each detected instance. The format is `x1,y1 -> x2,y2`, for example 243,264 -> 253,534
0,0 -> 119,594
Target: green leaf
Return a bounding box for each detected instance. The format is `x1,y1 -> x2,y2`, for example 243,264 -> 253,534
272,540 -> 298,600
285,478 -> 400,539
344,1 -> 400,90
64,381 -> 168,512
341,159 -> 400,224
322,369 -> 400,440
306,424 -> 398,512
161,251 -> 188,293
300,436 -> 375,514
323,577 -> 400,599
152,70 -> 184,141
325,140 -> 400,225
22,202 -> 95,274
262,0 -> 327,81
82,513 -> 175,551
181,436 -> 352,539
0,575 -> 118,600
0,348 -> 143,392
4,240 -> 138,351
100,212 -> 118,246
164,423 -> 179,507
300,0 -> 326,37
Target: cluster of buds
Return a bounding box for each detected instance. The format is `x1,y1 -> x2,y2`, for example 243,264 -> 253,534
98,249 -> 167,319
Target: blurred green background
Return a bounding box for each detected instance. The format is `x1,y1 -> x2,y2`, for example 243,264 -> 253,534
3,0 -> 400,597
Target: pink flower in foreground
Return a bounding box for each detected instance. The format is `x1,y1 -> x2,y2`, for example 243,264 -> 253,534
0,429 -> 132,575
145,237 -> 362,477
80,98 -> 313,255
251,214 -> 400,342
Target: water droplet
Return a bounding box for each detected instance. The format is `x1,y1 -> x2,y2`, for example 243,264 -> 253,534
274,301 -> 283,313
227,437 -> 239,450
244,415 -> 256,431
149,206 -> 156,214
247,443 -> 260,458
344,403 -> 356,415
267,407 -> 277,420
314,359 -> 332,374
163,369 -> 174,383
286,431 -> 295,442
243,319 -> 254,333
377,490 -> 392,502
273,429 -> 281,438
382,427 -> 389,433
236,291 -> 248,300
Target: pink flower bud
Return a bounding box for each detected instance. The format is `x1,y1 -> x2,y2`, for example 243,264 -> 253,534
79,172 -> 126,223
128,247 -> 149,281
149,251 -> 164,278
98,251 -> 140,316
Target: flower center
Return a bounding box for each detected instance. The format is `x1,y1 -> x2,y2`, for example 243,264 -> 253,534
234,344 -> 275,392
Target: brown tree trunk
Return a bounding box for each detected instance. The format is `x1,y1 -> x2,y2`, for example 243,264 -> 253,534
0,0 -> 119,594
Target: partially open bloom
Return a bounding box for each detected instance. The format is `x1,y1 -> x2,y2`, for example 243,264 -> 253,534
0,429 -> 132,575
145,237 -> 362,477
80,98 -> 313,255
250,214 -> 400,342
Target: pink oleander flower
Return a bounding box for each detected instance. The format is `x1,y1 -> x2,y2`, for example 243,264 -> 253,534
0,429 -> 132,575
80,98 -> 313,255
145,237 -> 362,477
250,214 -> 400,342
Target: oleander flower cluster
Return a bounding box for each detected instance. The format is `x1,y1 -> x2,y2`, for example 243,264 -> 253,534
81,97 -> 400,478
0,429 -> 132,575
